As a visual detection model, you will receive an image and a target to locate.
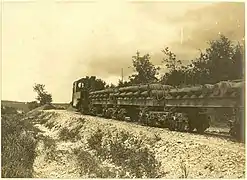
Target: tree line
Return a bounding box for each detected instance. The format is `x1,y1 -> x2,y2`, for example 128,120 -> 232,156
90,35 -> 244,90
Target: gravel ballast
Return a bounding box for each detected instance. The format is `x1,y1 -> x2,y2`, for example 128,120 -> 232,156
29,110 -> 245,178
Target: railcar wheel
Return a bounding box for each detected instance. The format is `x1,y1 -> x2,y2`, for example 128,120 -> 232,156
194,113 -> 210,134
146,116 -> 153,126
89,106 -> 97,116
169,124 -> 175,131
111,107 -> 118,119
195,125 -> 205,134
117,108 -> 127,121
168,118 -> 176,131
177,121 -> 181,131
195,121 -> 209,134
229,121 -> 239,138
104,108 -> 114,119
188,124 -> 195,132
138,107 -> 149,125
178,121 -> 186,132
80,108 -> 85,114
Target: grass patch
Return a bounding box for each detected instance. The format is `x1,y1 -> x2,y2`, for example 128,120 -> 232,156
58,127 -> 77,141
45,120 -> 56,129
86,129 -> 162,178
58,120 -> 85,141
73,148 -> 118,178
1,106 -> 38,178
87,128 -> 103,152
42,136 -> 57,162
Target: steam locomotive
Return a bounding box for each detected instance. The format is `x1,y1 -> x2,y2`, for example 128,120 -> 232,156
71,76 -> 244,140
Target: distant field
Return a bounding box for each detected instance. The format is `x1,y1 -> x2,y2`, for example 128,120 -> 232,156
1,100 -> 69,112
1,100 -> 29,112
53,103 -> 70,109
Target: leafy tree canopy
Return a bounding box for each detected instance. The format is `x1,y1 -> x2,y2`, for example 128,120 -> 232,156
33,84 -> 52,105
129,51 -> 160,84
161,35 -> 244,86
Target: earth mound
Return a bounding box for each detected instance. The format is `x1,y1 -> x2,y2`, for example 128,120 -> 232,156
27,110 -> 245,179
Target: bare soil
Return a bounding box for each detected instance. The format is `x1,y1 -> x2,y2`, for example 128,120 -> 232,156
29,110 -> 245,178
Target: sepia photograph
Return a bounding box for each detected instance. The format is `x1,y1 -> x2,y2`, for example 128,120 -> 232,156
1,0 -> 245,178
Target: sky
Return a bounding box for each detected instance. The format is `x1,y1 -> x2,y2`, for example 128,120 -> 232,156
2,1 -> 245,103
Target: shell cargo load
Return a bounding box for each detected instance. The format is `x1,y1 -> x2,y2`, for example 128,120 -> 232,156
71,77 -> 245,141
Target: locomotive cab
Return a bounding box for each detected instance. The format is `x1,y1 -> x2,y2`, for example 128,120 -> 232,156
72,78 -> 90,113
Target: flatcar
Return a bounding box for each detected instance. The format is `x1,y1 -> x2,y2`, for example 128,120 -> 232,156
71,77 -> 244,140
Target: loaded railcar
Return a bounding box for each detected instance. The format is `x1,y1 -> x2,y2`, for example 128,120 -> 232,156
71,78 -> 244,140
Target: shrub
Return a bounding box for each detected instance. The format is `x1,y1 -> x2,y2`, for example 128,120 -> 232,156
86,129 -> 161,178
58,127 -> 77,141
27,101 -> 39,111
45,120 -> 56,129
73,148 -> 118,178
58,122 -> 84,141
87,129 -> 103,152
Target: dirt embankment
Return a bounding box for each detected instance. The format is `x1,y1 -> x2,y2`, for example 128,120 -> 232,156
27,110 -> 245,179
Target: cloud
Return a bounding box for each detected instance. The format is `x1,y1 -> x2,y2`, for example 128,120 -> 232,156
169,2 -> 245,60
2,1 -> 244,102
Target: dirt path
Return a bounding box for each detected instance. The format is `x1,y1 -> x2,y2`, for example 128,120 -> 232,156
30,110 -> 245,178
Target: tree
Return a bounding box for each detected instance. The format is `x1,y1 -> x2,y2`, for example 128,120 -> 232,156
82,76 -> 106,91
162,35 -> 244,86
229,43 -> 244,80
190,35 -> 244,84
105,83 -> 116,88
161,47 -> 186,86
129,51 -> 160,84
33,84 -> 52,105
162,47 -> 182,72
189,50 -> 211,84
118,80 -> 132,87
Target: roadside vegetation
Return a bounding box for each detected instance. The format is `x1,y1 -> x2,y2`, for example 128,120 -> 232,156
81,129 -> 162,178
1,106 -> 38,177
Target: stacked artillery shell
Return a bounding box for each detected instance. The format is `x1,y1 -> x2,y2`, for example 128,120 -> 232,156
166,80 -> 244,99
168,85 -> 207,99
168,84 -> 219,99
118,85 -> 140,98
211,81 -> 234,97
227,81 -> 244,97
91,79 -> 243,100
211,81 -> 244,97
201,84 -> 214,97
90,89 -> 113,100
212,80 -> 244,97
149,84 -> 173,99
115,83 -> 174,99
